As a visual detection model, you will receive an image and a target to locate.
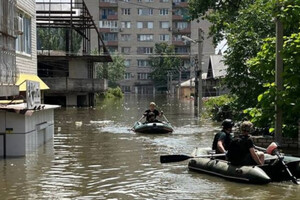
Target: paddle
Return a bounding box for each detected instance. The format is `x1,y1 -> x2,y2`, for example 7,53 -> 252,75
129,116 -> 144,131
160,153 -> 226,163
255,144 -> 300,185
162,114 -> 170,123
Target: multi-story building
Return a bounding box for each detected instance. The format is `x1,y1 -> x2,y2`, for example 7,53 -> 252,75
86,0 -> 214,95
1,0 -> 59,157
36,0 -> 112,106
0,0 -> 19,96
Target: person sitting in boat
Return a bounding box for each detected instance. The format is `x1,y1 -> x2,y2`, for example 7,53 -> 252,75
227,121 -> 265,166
143,102 -> 163,123
212,119 -> 234,154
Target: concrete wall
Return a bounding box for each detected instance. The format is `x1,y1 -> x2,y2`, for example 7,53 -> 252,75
0,109 -> 55,157
16,0 -> 37,75
69,60 -> 88,78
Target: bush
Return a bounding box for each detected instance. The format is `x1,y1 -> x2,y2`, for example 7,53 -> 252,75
103,87 -> 124,98
203,95 -> 235,121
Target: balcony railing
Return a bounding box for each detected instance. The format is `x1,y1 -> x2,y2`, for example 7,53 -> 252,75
41,77 -> 107,92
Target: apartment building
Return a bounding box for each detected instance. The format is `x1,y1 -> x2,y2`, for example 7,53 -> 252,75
86,0 -> 215,94
36,0 -> 112,106
1,0 -> 59,157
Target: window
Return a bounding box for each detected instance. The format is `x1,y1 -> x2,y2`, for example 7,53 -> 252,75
145,0 -> 154,2
99,20 -> 118,28
137,47 -> 153,54
137,60 -> 150,67
122,8 -> 131,15
138,8 -> 153,16
173,34 -> 190,41
159,9 -> 169,15
175,47 -> 189,54
124,73 -> 131,80
122,86 -> 131,93
124,60 -> 131,67
160,21 -> 169,29
136,21 -> 153,29
159,34 -> 170,41
176,22 -> 188,30
160,0 -> 169,2
138,73 -> 151,80
123,0 -> 130,2
100,8 -> 117,19
137,34 -> 153,42
121,34 -> 131,41
121,47 -> 131,54
121,21 -> 131,29
16,14 -> 31,54
102,33 -> 118,41
108,47 -> 118,53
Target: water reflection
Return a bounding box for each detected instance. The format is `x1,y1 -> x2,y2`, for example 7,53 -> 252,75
0,95 -> 299,199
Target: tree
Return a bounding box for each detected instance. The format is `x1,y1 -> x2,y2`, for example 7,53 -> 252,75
188,0 -> 300,137
96,54 -> 126,88
149,43 -> 182,91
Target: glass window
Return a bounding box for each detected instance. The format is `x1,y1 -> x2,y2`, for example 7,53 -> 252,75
137,47 -> 153,54
99,20 -> 118,28
138,8 -> 153,16
159,34 -> 170,41
137,60 -> 150,67
121,47 -> 131,54
124,73 -> 131,80
159,9 -> 169,15
121,8 -> 131,15
137,34 -> 153,42
160,21 -> 169,29
121,21 -> 131,29
16,14 -> 31,54
176,22 -> 188,30
124,60 -> 131,67
121,34 -> 131,41
138,73 -> 151,80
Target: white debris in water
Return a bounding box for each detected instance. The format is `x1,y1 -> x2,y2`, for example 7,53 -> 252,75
75,121 -> 83,127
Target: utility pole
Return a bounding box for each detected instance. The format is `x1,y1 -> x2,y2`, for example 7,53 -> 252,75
275,9 -> 283,145
194,28 -> 204,117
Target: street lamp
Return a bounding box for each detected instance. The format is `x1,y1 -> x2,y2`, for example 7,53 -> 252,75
181,28 -> 204,117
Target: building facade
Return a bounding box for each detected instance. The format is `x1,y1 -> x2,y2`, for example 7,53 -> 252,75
36,0 -> 112,107
86,0 -> 214,95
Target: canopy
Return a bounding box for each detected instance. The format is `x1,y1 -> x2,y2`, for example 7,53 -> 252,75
16,74 -> 50,91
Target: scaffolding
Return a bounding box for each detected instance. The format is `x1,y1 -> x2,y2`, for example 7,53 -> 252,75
36,0 -> 112,62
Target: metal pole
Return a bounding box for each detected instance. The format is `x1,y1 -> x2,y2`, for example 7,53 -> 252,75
197,28 -> 204,117
275,15 -> 283,145
194,58 -> 198,116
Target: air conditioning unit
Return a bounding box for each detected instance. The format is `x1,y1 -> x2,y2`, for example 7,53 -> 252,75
14,16 -> 23,36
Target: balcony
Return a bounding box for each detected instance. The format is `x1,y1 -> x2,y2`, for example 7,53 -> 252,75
101,15 -> 118,20
41,77 -> 107,93
172,2 -> 188,8
172,40 -> 187,46
172,15 -> 184,21
106,41 -> 118,46
99,2 -> 118,7
172,26 -> 191,34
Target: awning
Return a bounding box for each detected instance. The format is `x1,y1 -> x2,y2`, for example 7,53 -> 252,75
16,74 -> 50,91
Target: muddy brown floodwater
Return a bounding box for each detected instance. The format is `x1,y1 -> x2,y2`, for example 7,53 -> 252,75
0,95 -> 299,199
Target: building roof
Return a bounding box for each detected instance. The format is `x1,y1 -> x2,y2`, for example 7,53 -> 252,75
207,55 -> 228,79
180,73 -> 208,87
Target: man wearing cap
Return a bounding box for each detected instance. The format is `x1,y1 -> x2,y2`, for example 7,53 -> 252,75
227,121 -> 264,166
143,102 -> 162,123
212,119 -> 234,154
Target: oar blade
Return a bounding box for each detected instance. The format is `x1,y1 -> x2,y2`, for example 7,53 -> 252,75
160,155 -> 192,163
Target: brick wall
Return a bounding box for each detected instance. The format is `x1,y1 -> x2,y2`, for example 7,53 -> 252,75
16,0 -> 37,75
252,136 -> 299,149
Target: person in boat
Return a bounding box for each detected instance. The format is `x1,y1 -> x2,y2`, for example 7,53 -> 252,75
143,102 -> 163,123
227,121 -> 265,166
212,119 -> 234,154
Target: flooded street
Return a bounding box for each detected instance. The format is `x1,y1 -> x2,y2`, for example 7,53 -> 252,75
0,95 -> 299,199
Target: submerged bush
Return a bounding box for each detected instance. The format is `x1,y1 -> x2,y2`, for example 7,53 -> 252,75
102,87 -> 124,98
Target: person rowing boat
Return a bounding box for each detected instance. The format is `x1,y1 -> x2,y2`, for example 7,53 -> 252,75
142,102 -> 163,123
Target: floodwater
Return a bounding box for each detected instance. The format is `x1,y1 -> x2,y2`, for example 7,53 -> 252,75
0,95 -> 299,200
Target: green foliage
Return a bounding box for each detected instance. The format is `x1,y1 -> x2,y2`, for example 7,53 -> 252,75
149,43 -> 182,91
103,87 -> 124,99
96,54 -> 126,87
203,95 -> 235,121
189,0 -> 300,137
37,28 -> 82,53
